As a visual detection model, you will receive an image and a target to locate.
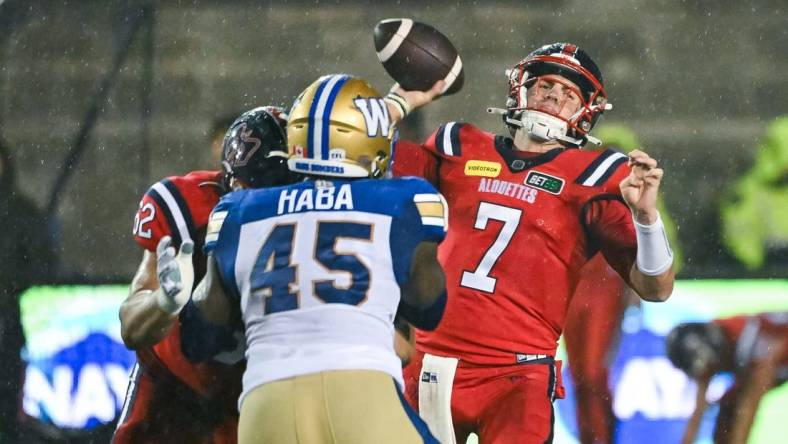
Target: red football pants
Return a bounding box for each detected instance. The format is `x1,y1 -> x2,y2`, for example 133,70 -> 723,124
112,363 -> 238,444
564,254 -> 627,444
404,350 -> 563,444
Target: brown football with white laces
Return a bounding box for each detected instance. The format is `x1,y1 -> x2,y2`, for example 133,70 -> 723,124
373,18 -> 464,95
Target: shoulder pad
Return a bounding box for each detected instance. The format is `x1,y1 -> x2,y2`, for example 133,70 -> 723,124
574,148 -> 628,187
143,177 -> 198,247
433,122 -> 465,157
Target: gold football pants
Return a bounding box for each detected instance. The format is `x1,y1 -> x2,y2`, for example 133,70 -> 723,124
238,369 -> 436,444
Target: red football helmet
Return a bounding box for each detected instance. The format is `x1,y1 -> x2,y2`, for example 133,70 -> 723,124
501,43 -> 611,146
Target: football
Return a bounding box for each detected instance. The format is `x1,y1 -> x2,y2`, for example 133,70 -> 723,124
373,18 -> 464,95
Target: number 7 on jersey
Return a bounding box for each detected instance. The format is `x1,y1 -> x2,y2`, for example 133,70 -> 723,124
460,202 -> 522,293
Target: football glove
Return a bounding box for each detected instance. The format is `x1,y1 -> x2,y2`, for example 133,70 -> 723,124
155,235 -> 195,314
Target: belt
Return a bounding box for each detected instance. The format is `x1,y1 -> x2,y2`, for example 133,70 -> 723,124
515,353 -> 554,365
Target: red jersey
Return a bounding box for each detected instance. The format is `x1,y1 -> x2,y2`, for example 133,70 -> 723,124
394,123 -> 637,365
116,170 -> 242,444
131,169 -> 243,394
715,312 -> 788,373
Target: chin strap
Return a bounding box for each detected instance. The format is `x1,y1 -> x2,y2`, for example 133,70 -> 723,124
489,107 -> 591,147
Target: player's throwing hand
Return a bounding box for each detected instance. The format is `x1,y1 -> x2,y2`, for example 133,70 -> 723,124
155,235 -> 195,314
620,149 -> 664,225
386,80 -> 445,125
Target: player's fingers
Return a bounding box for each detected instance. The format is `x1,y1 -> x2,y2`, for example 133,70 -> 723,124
431,80 -> 447,97
390,82 -> 402,93
156,236 -> 172,257
646,168 -> 664,180
628,153 -> 657,170
163,261 -> 179,276
628,148 -> 654,162
620,174 -> 642,189
643,168 -> 664,186
628,163 -> 648,181
179,240 -> 194,257
629,149 -> 645,157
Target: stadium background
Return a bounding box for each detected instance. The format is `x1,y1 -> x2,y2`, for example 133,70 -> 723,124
1,0 -> 786,442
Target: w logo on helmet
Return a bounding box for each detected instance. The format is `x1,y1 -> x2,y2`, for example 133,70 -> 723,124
287,75 -> 394,178
353,98 -> 390,138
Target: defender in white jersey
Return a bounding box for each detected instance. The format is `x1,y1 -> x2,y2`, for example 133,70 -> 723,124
157,75 -> 446,444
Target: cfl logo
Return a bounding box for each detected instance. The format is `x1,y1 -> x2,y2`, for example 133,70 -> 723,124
329,149 -> 346,161
353,98 -> 390,138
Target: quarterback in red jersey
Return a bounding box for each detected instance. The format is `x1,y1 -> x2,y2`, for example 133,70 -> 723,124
114,107 -> 293,444
667,312 -> 788,444
387,42 -> 675,443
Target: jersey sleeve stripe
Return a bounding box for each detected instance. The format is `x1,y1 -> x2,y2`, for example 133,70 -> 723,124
437,122 -> 462,157
150,181 -> 194,245
413,192 -> 448,232
415,202 -> 444,218
420,216 -> 446,227
575,149 -> 628,186
147,188 -> 182,246
589,156 -> 627,187
205,210 -> 228,245
162,179 -> 198,243
413,193 -> 442,203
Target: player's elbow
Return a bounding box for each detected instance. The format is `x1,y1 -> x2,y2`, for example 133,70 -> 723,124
119,302 -> 140,349
636,278 -> 674,302
119,319 -> 150,350
118,298 -> 170,349
631,266 -> 674,302
639,286 -> 673,302
119,318 -> 145,350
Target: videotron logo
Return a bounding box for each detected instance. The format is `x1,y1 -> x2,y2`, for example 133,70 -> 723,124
464,160 -> 501,177
525,171 -> 565,195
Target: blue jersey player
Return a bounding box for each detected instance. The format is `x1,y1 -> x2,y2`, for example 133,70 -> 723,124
155,75 -> 446,444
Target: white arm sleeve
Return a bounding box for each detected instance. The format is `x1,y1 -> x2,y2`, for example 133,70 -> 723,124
633,212 -> 674,276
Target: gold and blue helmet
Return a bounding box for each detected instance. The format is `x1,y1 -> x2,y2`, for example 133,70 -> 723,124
287,74 -> 394,178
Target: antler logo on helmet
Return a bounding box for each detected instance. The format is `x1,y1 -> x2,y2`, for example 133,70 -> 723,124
230,124 -> 262,167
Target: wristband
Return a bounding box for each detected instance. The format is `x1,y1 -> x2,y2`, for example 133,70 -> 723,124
634,212 -> 674,276
384,91 -> 411,120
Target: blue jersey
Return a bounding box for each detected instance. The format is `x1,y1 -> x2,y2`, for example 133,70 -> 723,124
205,177 -> 446,405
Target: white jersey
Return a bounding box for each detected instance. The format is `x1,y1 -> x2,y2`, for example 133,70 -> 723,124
205,178 -> 447,406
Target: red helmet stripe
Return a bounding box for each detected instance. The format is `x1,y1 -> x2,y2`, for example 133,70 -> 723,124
562,43 -> 578,57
